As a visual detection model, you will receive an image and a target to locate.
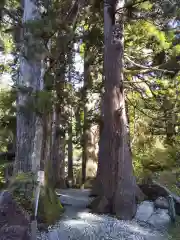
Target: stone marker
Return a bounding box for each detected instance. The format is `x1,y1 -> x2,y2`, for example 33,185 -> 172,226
0,191 -> 30,240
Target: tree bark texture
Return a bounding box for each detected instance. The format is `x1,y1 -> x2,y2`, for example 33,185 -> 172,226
81,47 -> 89,185
57,125 -> 66,188
82,110 -> 88,185
44,113 -> 52,186
68,117 -> 74,182
163,98 -> 175,145
48,101 -> 66,188
81,45 -> 98,184
31,63 -> 44,172
15,0 -> 44,173
67,51 -> 74,183
53,109 -> 66,188
49,52 -> 66,188
49,101 -> 57,187
92,0 -> 137,220
40,115 -> 47,171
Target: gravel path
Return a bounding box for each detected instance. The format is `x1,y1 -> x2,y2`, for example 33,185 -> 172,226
37,189 -> 168,240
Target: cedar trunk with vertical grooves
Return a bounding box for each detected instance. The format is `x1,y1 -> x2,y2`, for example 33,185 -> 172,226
81,46 -> 90,185
52,53 -> 66,188
82,108 -> 88,185
68,120 -> 74,182
15,0 -> 44,173
92,0 -> 137,220
67,50 -> 74,183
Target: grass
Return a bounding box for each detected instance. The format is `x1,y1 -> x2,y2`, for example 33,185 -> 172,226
168,216 -> 180,239
0,158 -> 11,189
153,169 -> 180,196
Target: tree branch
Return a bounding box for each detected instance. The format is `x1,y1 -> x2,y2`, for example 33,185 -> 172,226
125,55 -> 175,74
126,96 -> 156,120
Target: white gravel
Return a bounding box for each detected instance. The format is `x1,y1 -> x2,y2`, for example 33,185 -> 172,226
37,189 -> 168,240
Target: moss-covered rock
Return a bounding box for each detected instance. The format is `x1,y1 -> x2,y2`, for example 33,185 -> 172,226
8,172 -> 36,215
37,185 -> 63,225
7,172 -> 63,227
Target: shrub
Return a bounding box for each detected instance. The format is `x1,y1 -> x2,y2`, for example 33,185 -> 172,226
153,169 -> 180,196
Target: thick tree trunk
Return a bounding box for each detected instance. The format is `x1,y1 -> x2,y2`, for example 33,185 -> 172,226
53,109 -> 66,188
82,108 -> 88,185
15,0 -> 44,173
31,65 -> 44,172
50,52 -> 66,188
48,104 -> 57,187
91,115 -> 104,196
57,127 -> 66,188
68,118 -> 74,183
67,51 -> 74,184
48,102 -> 66,188
45,110 -> 65,189
163,97 -> 175,145
44,113 -> 52,185
81,45 -> 98,185
81,47 -> 89,185
92,0 -> 137,220
40,115 -> 47,170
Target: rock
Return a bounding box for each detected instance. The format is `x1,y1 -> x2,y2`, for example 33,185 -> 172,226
0,225 -> 29,240
0,191 -> 12,205
135,185 -> 146,203
139,182 -> 170,200
0,191 -> 31,239
148,208 -> 171,230
89,196 -> 110,214
135,201 -> 154,222
139,180 -> 180,215
0,191 -> 30,229
37,222 -> 48,232
154,197 -> 169,209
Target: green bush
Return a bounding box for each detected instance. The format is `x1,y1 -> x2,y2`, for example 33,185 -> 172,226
133,138 -> 178,183
153,169 -> 180,196
0,159 -> 11,189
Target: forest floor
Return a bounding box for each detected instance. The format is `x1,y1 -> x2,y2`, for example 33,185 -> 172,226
37,188 -> 172,240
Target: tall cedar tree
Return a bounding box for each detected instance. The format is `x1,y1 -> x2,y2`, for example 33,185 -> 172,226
92,0 -> 137,219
